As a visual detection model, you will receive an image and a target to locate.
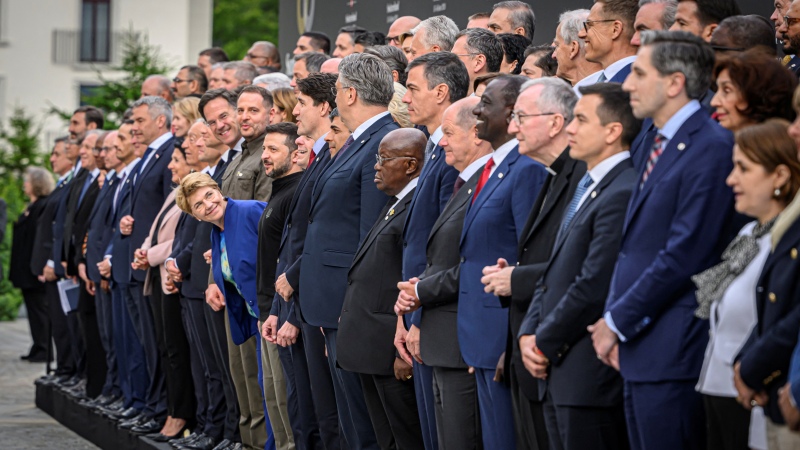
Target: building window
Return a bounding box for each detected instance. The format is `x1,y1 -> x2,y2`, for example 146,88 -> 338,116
80,0 -> 110,62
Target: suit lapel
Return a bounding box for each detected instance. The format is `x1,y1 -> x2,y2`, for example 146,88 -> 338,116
133,137 -> 171,203
403,145 -> 444,235
462,146 -> 520,244
351,189 -> 414,269
428,171 -> 479,243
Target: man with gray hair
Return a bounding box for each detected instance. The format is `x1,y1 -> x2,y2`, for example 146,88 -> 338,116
117,95 -> 176,433
489,1 -> 536,39
408,15 -> 459,61
222,61 -> 258,90
452,28 -> 504,94
299,52 -> 399,450
244,40 -> 281,72
141,75 -> 174,103
254,72 -> 293,91
552,10 -> 604,91
632,0 -> 678,45
481,77 -> 584,450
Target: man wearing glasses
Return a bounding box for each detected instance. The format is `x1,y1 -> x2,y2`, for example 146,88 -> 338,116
577,0 -> 640,84
387,16 -> 420,48
170,65 -> 208,100
244,41 -> 281,72
779,0 -> 800,76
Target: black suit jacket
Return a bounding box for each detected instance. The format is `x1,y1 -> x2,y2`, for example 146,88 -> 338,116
507,149 -> 586,398
30,179 -> 71,277
337,189 -> 415,375
84,173 -> 119,282
66,175 -> 101,276
522,159 -> 636,407
10,197 -> 47,289
416,170 -> 481,369
170,212 -> 202,299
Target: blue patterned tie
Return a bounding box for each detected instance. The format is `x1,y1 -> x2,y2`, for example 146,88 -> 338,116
560,173 -> 593,235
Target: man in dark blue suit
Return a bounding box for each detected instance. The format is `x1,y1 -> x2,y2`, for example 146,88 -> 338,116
274,72 -> 341,450
118,96 -> 175,433
589,31 -> 736,450
577,0 -> 639,83
458,75 -> 547,449
298,53 -> 398,450
396,51 -> 466,450
519,83 -> 641,450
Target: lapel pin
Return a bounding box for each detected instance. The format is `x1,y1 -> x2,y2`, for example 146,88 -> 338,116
389,209 -> 395,216
361,140 -> 366,144
238,171 -> 243,177
792,248 -> 798,260
591,191 -> 597,198
498,173 -> 504,179
467,189 -> 472,194
432,154 -> 436,159
677,143 -> 686,151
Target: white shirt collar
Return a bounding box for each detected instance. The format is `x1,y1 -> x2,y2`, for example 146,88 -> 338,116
576,151 -> 630,210
390,177 -> 419,210
490,138 -> 519,174
201,166 -> 212,175
430,126 -> 444,146
352,111 -> 391,141
573,71 -> 603,97
233,137 -> 245,152
602,56 -> 637,81
88,167 -> 100,180
119,158 -> 141,178
313,135 -> 326,155
148,132 -> 173,152
461,153 -> 492,181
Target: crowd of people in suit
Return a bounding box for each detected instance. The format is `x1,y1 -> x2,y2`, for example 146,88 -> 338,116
9,0 -> 800,449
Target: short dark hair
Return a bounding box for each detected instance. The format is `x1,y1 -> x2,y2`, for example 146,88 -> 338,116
493,1 -> 536,38
295,52 -> 329,73
712,15 -> 776,54
297,72 -> 338,108
74,106 -> 104,129
198,88 -> 238,120
238,85 -> 274,109
364,45 -> 409,85
714,49 -> 797,124
263,122 -> 300,152
456,28 -> 504,73
678,0 -> 741,26
596,0 -> 639,39
498,33 -> 531,75
524,45 -> 559,77
407,52 -> 469,103
302,31 -> 332,54
355,31 -> 386,48
338,25 -> 369,44
199,47 -> 230,64
641,30 -> 715,99
181,65 -> 209,92
493,74 -> 529,106
578,83 -> 643,147
474,72 -> 503,93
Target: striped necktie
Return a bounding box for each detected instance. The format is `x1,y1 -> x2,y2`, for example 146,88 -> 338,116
641,133 -> 666,188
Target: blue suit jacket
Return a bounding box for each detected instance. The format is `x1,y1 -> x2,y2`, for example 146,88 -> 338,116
606,109 -> 735,382
402,144 -> 459,328
608,62 -> 632,83
52,167 -> 85,277
299,114 -> 397,329
458,145 -> 546,369
109,168 -> 135,285
170,212 -> 203,299
211,199 -> 267,345
85,172 -> 118,282
128,136 -> 175,283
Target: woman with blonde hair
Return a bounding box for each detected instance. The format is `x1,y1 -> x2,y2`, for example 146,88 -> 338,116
271,88 -> 298,123
172,97 -> 201,138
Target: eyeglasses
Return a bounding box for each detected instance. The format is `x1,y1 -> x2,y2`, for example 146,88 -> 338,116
509,111 -> 556,126
710,45 -> 746,53
583,19 -> 616,33
172,77 -> 190,84
785,16 -> 800,26
331,85 -> 349,97
246,52 -> 269,60
375,154 -> 415,166
387,32 -> 414,46
453,53 -> 481,58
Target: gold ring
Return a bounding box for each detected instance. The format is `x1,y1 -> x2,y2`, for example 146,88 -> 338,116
405,375 -> 412,380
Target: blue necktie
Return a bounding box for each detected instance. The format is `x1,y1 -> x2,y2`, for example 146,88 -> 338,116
560,173 -> 593,235
138,147 -> 155,175
78,174 -> 93,205
596,72 -> 607,83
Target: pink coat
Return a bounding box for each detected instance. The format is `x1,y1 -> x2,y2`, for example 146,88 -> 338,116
140,190 -> 181,295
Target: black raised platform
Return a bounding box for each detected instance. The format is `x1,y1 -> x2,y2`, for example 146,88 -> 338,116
35,382 -> 179,450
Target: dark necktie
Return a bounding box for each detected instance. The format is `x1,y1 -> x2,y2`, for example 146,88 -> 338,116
113,171 -> 127,213
335,136 -> 355,159
641,133 -> 665,188
559,173 -> 593,236
453,177 -> 466,196
424,138 -> 435,165
596,72 -> 608,83
139,147 -> 155,174
472,157 -> 495,204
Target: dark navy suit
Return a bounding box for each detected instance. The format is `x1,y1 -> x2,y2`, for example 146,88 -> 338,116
300,112 -> 397,450
459,144 -> 546,449
402,140 -> 458,450
608,61 -> 633,84
605,106 -> 735,450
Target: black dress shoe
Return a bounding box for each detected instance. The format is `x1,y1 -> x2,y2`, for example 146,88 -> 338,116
179,434 -> 217,450
131,419 -> 163,434
59,375 -> 82,389
170,431 -> 202,447
119,413 -> 147,429
27,354 -> 49,363
100,404 -> 131,419
210,440 -> 231,450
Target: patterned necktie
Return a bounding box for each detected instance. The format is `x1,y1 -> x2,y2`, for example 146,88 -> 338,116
424,138 -> 436,165
641,133 -> 666,188
335,136 -> 355,159
596,72 -> 607,83
559,173 -> 593,236
452,177 -> 466,196
472,157 -> 495,204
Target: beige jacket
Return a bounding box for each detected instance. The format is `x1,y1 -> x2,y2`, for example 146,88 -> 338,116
141,190 -> 182,295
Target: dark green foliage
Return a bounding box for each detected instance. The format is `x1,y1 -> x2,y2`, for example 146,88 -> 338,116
213,0 -> 279,60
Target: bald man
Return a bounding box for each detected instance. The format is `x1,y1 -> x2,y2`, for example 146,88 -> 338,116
320,58 -> 342,74
388,16 -> 421,47
141,75 -> 174,103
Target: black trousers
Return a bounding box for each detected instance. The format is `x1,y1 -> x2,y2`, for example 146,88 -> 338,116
360,372 -> 424,450
703,394 -> 751,450
45,281 -> 74,376
431,366 -> 482,450
126,281 -> 167,419
150,272 -> 194,420
276,330 -> 323,450
510,362 -> 548,450
21,286 -> 49,358
77,280 -> 108,398
300,322 -> 340,450
543,390 -> 629,450
204,302 -> 241,441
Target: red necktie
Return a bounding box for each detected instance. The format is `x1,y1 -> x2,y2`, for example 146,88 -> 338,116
308,149 -> 316,166
472,157 -> 495,204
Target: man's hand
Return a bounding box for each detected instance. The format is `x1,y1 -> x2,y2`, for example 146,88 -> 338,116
481,258 -> 514,296
780,383 -> 800,431
164,277 -> 179,294
100,279 -> 110,293
394,357 -> 413,382
519,335 -> 549,379
406,325 -> 423,364
203,250 -> 212,264
78,263 -> 89,284
205,283 -> 226,311
262,315 -> 278,344
275,273 -> 294,302
733,361 -> 762,410
166,259 -> 182,282
395,278 -> 421,315
43,265 -> 57,282
132,248 -> 150,270
607,343 -> 620,371
120,215 -> 134,236
588,318 -> 619,367
85,280 -> 96,296
277,322 -> 299,347
494,351 -> 506,382
393,317 -> 413,366
97,258 -> 111,278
